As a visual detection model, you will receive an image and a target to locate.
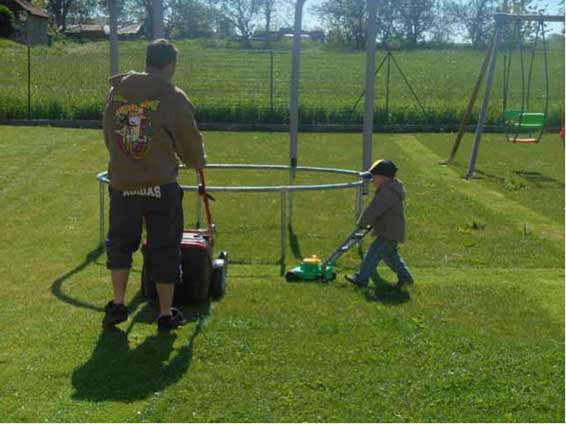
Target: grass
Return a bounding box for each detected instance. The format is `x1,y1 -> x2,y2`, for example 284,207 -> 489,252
0,38 -> 564,126
0,126 -> 563,422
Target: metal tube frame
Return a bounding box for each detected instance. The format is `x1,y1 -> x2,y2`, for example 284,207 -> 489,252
152,0 -> 164,39
289,0 -> 306,228
109,0 -> 119,76
96,165 -> 365,272
362,0 -> 378,195
99,179 -> 105,247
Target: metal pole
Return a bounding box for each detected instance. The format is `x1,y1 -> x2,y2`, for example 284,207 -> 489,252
27,38 -> 31,120
289,0 -> 306,224
196,173 -> 202,227
465,15 -> 504,180
496,13 -> 564,22
442,36 -> 495,165
99,180 -> 105,247
385,52 -> 391,124
355,184 -> 364,222
109,0 -> 119,75
280,189 -> 287,276
289,0 -> 305,166
362,0 -> 378,194
152,0 -> 164,39
270,50 -> 274,111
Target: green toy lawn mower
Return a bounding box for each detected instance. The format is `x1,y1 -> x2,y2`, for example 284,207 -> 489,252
285,225 -> 371,282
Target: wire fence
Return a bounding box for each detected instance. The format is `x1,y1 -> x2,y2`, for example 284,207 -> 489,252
0,42 -> 564,127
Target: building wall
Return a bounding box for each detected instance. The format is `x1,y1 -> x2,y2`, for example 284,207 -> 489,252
25,15 -> 48,45
0,0 -> 49,45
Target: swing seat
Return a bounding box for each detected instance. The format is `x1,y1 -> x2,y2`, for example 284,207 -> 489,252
503,109 -> 545,130
511,137 -> 538,144
503,110 -> 545,144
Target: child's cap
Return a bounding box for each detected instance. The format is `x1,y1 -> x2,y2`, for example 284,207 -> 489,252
363,159 -> 398,178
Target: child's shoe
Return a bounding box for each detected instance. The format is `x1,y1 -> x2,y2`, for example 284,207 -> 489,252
345,274 -> 367,289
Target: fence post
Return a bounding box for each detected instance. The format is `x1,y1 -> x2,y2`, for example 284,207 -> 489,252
355,185 -> 364,222
270,50 -> 274,111
99,180 -> 105,248
27,41 -> 31,119
280,189 -> 287,276
195,173 -> 202,227
385,52 -> 391,124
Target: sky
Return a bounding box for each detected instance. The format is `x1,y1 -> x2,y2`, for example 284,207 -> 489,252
301,0 -> 565,33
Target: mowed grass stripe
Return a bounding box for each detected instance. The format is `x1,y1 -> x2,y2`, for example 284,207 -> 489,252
395,134 -> 564,242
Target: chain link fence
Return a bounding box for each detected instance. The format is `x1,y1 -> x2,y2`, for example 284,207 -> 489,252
0,41 -> 563,128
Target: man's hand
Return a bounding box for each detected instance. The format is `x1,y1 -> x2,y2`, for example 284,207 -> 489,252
198,184 -> 215,201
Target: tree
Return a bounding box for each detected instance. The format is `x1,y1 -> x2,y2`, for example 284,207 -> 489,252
499,0 -> 545,44
375,0 -> 400,46
0,5 -> 15,38
260,0 -> 276,34
48,0 -> 75,30
429,1 -> 456,45
446,0 -> 496,48
395,0 -> 436,47
315,0 -> 367,50
217,0 -> 261,45
67,0 -> 99,23
167,0 -> 215,38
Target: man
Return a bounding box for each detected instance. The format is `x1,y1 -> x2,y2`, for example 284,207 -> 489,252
102,39 -> 206,332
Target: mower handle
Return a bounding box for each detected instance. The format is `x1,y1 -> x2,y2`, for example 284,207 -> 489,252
197,168 -> 215,248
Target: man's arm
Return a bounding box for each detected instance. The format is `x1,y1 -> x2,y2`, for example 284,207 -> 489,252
102,87 -> 114,151
172,94 -> 206,169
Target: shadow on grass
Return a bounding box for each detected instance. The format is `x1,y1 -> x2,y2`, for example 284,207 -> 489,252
363,274 -> 410,305
51,245 -> 106,312
473,169 -> 564,189
514,170 -> 565,188
72,302 -> 208,402
288,224 -> 303,260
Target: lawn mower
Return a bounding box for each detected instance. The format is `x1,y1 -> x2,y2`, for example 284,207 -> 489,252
141,169 -> 228,304
285,225 -> 372,282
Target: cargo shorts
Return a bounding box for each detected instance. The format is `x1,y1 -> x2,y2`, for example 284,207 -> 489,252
106,182 -> 184,284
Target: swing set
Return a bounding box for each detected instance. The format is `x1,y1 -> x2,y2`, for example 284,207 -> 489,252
502,18 -> 549,144
442,12 -> 565,179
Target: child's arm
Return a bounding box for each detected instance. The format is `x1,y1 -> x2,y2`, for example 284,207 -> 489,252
357,188 -> 394,227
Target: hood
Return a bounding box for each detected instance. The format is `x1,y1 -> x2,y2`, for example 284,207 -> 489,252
383,179 -> 406,201
109,71 -> 173,103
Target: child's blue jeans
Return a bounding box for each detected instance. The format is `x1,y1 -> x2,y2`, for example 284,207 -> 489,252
356,238 -> 413,286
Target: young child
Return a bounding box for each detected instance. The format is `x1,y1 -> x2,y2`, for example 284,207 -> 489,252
345,159 -> 414,289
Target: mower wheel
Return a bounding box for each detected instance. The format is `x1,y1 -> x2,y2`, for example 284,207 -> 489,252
285,271 -> 299,282
210,251 -> 228,300
218,251 -> 228,277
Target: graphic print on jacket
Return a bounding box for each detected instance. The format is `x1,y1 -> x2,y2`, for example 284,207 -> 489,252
113,99 -> 160,159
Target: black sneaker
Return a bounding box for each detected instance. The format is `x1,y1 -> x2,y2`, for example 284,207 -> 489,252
345,274 -> 367,289
157,307 -> 187,332
103,301 -> 128,326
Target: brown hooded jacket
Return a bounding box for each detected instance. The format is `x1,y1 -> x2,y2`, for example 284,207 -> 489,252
103,71 -> 206,190
357,178 -> 407,242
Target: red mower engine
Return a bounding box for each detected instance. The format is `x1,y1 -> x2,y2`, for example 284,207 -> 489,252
141,170 -> 228,305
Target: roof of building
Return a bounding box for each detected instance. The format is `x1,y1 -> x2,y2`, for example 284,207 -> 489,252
10,0 -> 49,19
63,24 -> 106,34
103,23 -> 143,35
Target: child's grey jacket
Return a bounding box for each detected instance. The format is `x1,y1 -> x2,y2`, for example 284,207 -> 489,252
357,179 -> 406,242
